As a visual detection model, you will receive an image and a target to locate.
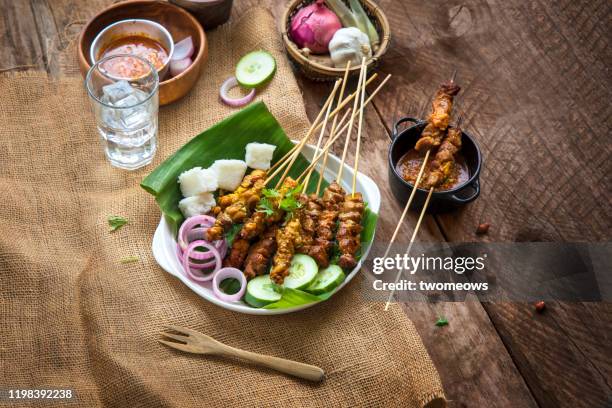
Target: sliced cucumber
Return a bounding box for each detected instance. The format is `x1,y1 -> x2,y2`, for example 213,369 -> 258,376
235,50 -> 276,89
283,254 -> 318,290
306,265 -> 346,295
245,275 -> 281,308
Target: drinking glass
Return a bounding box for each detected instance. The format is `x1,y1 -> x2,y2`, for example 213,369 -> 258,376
85,54 -> 159,170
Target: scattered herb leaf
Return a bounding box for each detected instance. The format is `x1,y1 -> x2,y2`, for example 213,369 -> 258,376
120,256 -> 139,264
435,316 -> 449,327
108,215 -> 128,232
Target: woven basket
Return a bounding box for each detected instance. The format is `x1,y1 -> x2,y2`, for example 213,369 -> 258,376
281,0 -> 390,81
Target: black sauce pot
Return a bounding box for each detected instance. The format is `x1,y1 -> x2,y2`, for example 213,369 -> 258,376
388,117 -> 482,213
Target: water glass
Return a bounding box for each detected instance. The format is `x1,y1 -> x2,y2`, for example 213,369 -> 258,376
85,54 -> 159,170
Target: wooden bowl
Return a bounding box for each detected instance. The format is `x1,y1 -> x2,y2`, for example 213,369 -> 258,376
281,0 -> 390,81
78,0 -> 207,105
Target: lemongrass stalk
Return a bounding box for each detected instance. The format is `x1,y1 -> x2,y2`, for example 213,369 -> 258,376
348,0 -> 380,48
325,0 -> 358,28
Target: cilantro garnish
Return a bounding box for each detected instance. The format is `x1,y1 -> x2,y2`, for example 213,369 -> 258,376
257,197 -> 276,216
435,316 -> 449,327
262,188 -> 281,199
108,215 -> 128,232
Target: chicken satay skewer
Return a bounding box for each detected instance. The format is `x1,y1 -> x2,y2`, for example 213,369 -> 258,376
334,60 -> 368,269
384,119 -> 461,307
378,72 -> 459,261
316,61 -> 352,195
302,78 -> 342,192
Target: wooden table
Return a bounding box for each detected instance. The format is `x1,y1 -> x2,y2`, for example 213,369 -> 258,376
2,1 -> 610,406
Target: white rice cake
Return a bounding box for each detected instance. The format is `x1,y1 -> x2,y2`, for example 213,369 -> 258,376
245,142 -> 276,170
178,167 -> 218,197
211,159 -> 247,191
178,193 -> 216,218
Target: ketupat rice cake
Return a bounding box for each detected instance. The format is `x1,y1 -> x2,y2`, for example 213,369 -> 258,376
178,193 -> 216,218
212,160 -> 247,191
245,142 -> 276,170
178,167 -> 218,197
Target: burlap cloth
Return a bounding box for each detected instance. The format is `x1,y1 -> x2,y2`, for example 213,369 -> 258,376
0,8 -> 445,408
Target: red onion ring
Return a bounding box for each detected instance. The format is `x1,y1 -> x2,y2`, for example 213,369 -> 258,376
177,244 -> 217,270
182,240 -> 221,282
177,239 -> 226,268
212,267 -> 247,302
220,76 -> 255,107
178,215 -> 216,250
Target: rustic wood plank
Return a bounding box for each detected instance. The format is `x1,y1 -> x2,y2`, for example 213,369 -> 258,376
0,0 -> 44,72
367,0 -> 612,406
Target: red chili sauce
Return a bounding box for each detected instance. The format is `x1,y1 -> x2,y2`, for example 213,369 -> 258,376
99,35 -> 168,78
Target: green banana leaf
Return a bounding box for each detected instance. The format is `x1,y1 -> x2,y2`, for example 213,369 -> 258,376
141,102 -> 324,235
141,101 -> 379,309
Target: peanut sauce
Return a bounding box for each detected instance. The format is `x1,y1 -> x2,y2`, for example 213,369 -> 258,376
99,35 -> 168,78
397,149 -> 469,191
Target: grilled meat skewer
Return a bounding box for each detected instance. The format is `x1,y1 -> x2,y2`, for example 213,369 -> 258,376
297,193 -> 323,256
207,176 -> 265,241
307,182 -> 344,267
424,126 -> 462,188
243,226 -> 278,279
415,82 -> 461,152
270,216 -> 302,285
240,178 -> 298,241
215,170 -> 267,211
337,192 -> 365,270
223,238 -> 250,269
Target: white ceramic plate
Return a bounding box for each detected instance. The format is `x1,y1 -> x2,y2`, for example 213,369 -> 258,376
152,143 -> 381,315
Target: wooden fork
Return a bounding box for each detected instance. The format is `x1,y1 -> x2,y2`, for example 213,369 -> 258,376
159,325 -> 325,382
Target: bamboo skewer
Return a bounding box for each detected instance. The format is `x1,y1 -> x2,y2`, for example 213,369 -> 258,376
383,72 -> 461,311
351,58 -> 368,196
316,60 -> 352,195
383,186 -> 434,311
268,73 -> 379,175
295,116 -> 352,183
273,80 -> 342,188
379,149 -> 432,261
302,78 -> 342,192
336,60 -> 366,183
274,75 -> 391,189
265,80 -> 341,187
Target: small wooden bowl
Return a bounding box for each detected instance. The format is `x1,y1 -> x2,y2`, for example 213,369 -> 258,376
281,0 -> 390,80
78,0 -> 207,105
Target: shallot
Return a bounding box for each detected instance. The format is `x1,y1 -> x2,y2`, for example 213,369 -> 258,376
172,36 -> 195,61
170,57 -> 192,77
289,0 -> 341,54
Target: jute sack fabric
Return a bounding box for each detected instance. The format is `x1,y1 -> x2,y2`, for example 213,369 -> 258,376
0,8 -> 445,408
